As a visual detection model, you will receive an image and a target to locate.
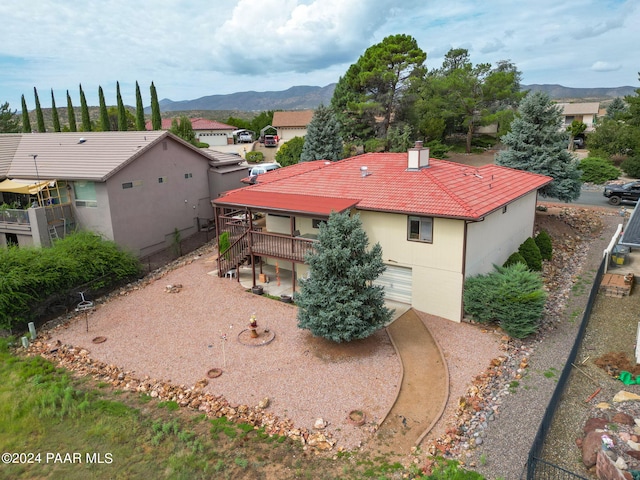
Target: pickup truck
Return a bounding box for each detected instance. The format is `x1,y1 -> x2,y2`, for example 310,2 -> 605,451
264,135 -> 278,147
603,181 -> 640,205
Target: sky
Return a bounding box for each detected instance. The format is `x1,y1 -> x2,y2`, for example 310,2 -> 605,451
1,0 -> 638,111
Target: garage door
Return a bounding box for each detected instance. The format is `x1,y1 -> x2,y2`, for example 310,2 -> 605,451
375,265 -> 412,304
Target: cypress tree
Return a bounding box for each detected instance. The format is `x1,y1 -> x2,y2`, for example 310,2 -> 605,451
66,90 -> 77,132
135,81 -> 145,131
21,94 -> 32,133
79,84 -> 92,132
98,86 -> 110,131
34,87 -> 46,132
116,81 -> 127,131
150,81 -> 161,130
51,89 -> 61,132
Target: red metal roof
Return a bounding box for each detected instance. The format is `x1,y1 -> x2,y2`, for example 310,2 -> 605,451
217,152 -> 552,220
214,190 -> 359,216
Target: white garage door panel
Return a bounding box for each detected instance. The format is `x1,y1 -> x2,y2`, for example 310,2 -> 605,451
375,265 -> 412,304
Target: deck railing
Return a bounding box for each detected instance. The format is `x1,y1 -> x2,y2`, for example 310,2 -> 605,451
250,231 -> 316,263
0,209 -> 30,224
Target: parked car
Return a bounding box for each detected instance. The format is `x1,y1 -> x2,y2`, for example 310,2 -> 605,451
603,181 -> 640,205
573,136 -> 585,149
249,162 -> 281,177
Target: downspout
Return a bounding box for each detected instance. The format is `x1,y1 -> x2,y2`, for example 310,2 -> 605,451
460,221 -> 468,322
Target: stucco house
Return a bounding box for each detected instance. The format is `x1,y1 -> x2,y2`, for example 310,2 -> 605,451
145,118 -> 237,146
212,142 -> 551,322
271,110 -> 314,142
556,102 -> 600,132
0,131 -> 248,255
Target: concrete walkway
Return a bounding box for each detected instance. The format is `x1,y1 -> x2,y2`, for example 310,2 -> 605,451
370,308 -> 450,455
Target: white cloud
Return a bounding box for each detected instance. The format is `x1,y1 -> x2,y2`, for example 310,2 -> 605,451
591,61 -> 622,72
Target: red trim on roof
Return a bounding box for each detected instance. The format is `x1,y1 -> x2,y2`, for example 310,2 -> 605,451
145,118 -> 236,131
214,191 -> 359,216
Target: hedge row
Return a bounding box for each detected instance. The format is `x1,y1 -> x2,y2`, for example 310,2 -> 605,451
0,232 -> 141,332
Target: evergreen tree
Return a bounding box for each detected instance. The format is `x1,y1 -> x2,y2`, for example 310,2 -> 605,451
150,81 -> 161,130
34,87 -> 46,132
116,82 -> 127,131
66,90 -> 77,132
606,97 -> 628,119
50,89 -> 61,132
21,95 -> 32,133
79,84 -> 92,132
495,91 -> 582,202
135,81 -> 145,131
98,86 -> 110,131
0,102 -> 20,133
300,104 -> 343,161
295,212 -> 392,343
169,116 -> 197,145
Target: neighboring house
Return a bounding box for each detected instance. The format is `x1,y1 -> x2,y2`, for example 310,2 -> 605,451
213,142 -> 551,322
556,102 -> 600,132
0,131 -> 248,255
271,110 -> 314,142
145,118 -> 237,146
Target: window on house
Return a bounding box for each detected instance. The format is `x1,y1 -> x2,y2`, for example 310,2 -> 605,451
312,219 -> 325,229
407,216 -> 433,242
73,181 -> 98,207
158,177 -> 167,184
502,205 -> 508,214
122,182 -> 133,189
184,173 -> 192,179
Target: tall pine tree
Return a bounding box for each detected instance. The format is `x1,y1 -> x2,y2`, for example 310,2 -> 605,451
21,95 -> 32,133
150,81 -> 161,130
296,212 -> 392,343
51,89 -> 61,132
34,87 -> 46,132
135,81 -> 145,131
79,84 -> 92,132
300,104 -> 343,161
495,91 -> 582,202
66,90 -> 77,132
0,102 -> 20,133
116,81 -> 127,131
98,86 -> 110,131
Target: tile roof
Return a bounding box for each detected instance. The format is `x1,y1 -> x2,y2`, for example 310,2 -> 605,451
556,102 -> 600,115
215,191 -> 359,216
145,118 -> 237,131
4,131 -> 214,181
272,110 -> 314,128
0,134 -> 21,178
216,152 -> 552,220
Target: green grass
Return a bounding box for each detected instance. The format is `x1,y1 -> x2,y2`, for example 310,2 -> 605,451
0,337 -> 484,479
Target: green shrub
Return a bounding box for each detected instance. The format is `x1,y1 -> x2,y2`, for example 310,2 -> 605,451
425,140 -> 450,159
195,142 -> 209,148
0,232 -> 140,331
218,232 -> 230,260
621,156 -> 640,178
245,151 -> 264,163
535,230 -> 553,261
518,237 -> 542,271
578,156 -> 620,183
364,138 -> 386,153
503,251 -> 527,268
463,263 -> 546,338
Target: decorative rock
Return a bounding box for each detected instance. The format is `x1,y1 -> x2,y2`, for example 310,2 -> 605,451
613,412 -> 635,425
583,417 -> 609,434
613,391 -> 640,403
258,397 -> 270,409
615,456 -> 628,470
596,402 -> 611,410
627,439 -> 640,451
582,430 -> 606,468
314,418 -> 327,430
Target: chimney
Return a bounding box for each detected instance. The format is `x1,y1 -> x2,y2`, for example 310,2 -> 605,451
408,140 -> 430,170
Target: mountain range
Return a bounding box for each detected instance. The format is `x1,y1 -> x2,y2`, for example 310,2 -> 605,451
156,83 -> 636,112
